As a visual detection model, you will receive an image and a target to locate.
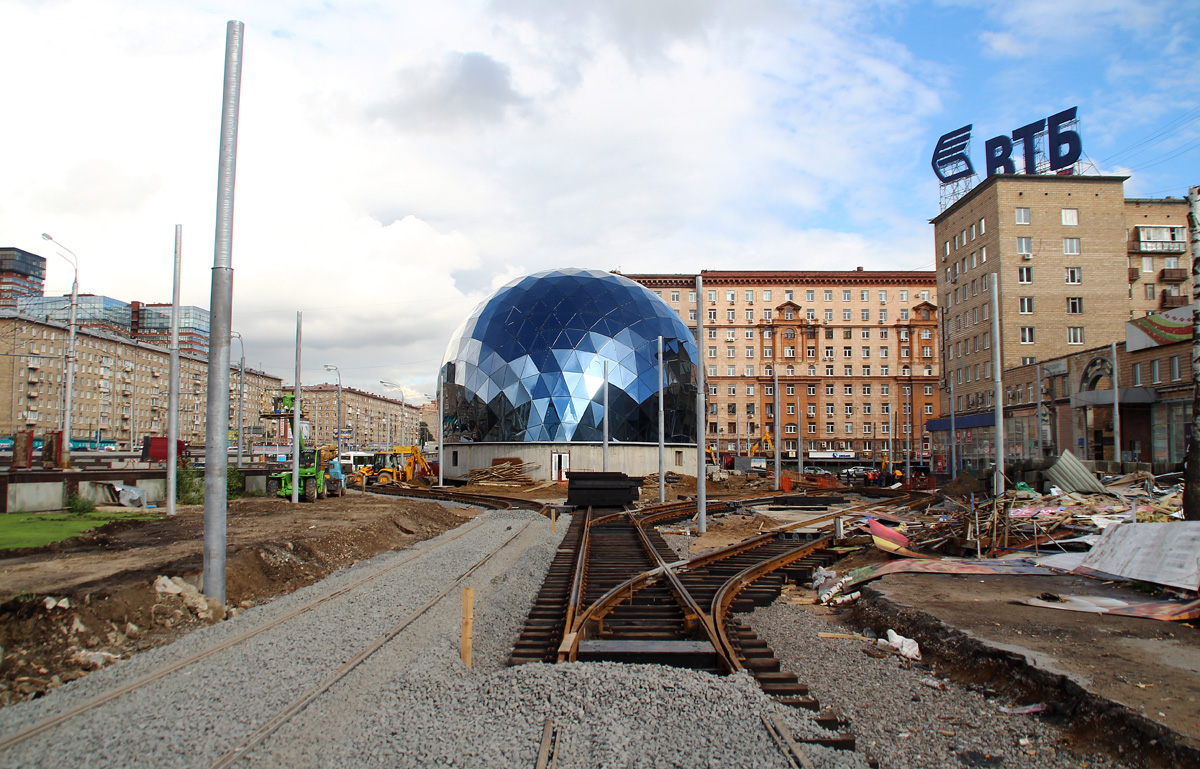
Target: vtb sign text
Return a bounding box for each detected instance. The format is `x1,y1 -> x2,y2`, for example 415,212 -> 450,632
932,107 -> 1082,183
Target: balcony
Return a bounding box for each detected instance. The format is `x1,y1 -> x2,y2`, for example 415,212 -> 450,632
1160,268 -> 1188,282
1129,240 -> 1187,253
1161,292 -> 1189,309
1128,267 -> 1140,282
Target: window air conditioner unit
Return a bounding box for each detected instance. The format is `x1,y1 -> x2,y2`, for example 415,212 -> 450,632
1022,254 -> 1033,260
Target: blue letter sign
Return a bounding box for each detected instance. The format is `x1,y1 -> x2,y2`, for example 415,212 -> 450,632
934,107 -> 1081,182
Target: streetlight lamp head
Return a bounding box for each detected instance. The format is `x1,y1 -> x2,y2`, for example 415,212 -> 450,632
41,233 -> 53,241
324,364 -> 336,371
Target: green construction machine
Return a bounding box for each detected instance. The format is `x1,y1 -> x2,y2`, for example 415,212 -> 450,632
263,394 -> 345,502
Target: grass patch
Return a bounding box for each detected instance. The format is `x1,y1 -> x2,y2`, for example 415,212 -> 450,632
0,509 -> 159,551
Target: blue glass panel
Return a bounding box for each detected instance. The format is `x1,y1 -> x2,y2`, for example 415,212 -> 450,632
441,268 -> 698,443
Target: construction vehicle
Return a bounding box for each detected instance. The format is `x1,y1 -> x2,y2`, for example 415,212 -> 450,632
705,445 -> 718,465
266,443 -> 342,501
748,433 -> 775,457
262,394 -> 345,501
356,445 -> 433,486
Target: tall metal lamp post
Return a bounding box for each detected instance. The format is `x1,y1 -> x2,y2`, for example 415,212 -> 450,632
380,380 -> 406,446
231,331 -> 246,467
325,364 -> 342,457
40,233 -> 78,466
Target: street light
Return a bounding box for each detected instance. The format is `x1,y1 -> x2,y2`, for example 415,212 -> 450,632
40,233 -> 78,466
380,380 -> 406,446
231,331 -> 246,467
325,364 -> 342,457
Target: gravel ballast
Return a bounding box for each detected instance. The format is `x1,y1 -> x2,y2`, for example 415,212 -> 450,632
0,511 -> 866,769
747,599 -> 1143,769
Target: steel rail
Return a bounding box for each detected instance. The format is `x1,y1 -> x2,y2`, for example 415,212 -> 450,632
629,513 -> 722,648
0,519 -> 489,752
561,507 -> 593,637
534,717 -> 560,769
554,494 -> 898,664
360,484 -> 547,511
208,521 -> 534,769
710,536 -> 833,674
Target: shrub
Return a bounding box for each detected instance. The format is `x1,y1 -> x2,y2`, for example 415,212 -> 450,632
176,463 -> 204,505
227,464 -> 245,499
67,492 -> 96,514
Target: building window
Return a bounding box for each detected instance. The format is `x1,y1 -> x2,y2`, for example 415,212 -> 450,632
1152,359 -> 1161,383
1067,327 -> 1084,345
763,290 -> 772,301
879,309 -> 888,322
707,346 -> 716,358
826,365 -> 834,376
1132,362 -> 1142,386
1062,208 -> 1078,226
1017,236 -> 1032,255
824,309 -> 833,321
1065,267 -> 1082,284
1171,355 -> 1181,381
826,422 -> 835,434
1016,207 -> 1030,224
1018,266 -> 1032,284
1020,327 -> 1035,344
670,290 -> 680,302
1067,297 -> 1083,314
1145,282 -> 1157,300
1063,238 -> 1080,255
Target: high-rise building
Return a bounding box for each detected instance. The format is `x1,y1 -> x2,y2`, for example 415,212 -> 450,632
18,294 -> 131,337
624,269 -> 940,469
931,175 -> 1193,419
130,301 -> 211,357
0,247 -> 46,308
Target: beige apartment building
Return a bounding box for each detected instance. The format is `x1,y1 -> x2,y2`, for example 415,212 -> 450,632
624,269 -> 940,468
293,384 -> 422,451
0,312 -> 280,450
932,175 -> 1192,418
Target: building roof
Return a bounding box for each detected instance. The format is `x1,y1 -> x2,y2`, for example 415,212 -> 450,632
930,173 -> 1131,225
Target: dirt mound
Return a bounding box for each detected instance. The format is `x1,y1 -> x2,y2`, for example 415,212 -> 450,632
0,494 -> 472,706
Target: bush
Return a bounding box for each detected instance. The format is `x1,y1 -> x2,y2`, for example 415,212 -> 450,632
227,464 -> 245,499
176,463 -> 204,505
67,492 -> 96,515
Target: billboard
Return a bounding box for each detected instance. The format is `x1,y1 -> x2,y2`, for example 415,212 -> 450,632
1126,305 -> 1195,352
933,107 -> 1082,183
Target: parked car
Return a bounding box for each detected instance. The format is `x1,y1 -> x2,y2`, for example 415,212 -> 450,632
840,466 -> 871,481
803,466 -> 831,476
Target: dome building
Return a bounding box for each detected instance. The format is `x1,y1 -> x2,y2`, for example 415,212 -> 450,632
439,268 -> 699,481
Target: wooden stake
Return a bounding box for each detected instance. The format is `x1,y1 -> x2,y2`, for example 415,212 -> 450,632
551,507 -> 557,532
461,586 -> 474,669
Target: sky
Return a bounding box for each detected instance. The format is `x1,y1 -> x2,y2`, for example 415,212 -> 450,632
2,0 -> 1197,403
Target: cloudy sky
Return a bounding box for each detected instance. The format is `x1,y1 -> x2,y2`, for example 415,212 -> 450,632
2,0 -> 1197,401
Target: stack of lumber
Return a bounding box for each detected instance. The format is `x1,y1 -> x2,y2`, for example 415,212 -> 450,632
642,472 -> 681,486
466,461 -> 540,486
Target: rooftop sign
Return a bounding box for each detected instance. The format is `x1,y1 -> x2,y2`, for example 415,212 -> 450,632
932,107 -> 1082,183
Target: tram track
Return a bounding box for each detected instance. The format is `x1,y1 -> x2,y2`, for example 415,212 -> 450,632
512,490 -> 934,754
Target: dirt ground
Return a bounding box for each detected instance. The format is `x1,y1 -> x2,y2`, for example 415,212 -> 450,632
0,492 -> 475,705
3,474 -> 1196,765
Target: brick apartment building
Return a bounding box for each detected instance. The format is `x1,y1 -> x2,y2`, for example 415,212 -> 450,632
928,174 -> 1193,472
624,269 -> 940,469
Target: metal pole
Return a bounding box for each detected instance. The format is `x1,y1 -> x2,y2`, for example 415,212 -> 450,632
657,336 -> 665,504
695,275 -> 706,535
949,378 -> 957,479
1184,184 -> 1200,521
238,349 -> 245,468
905,381 -> 912,482
40,234 -> 78,465
291,312 -> 301,504
1111,341 -> 1121,468
772,364 -> 780,490
438,368 -> 445,487
202,20 -> 243,605
796,394 -> 802,476
336,376 -> 342,456
602,360 -> 610,472
990,271 -> 1004,497
1035,363 -> 1044,459
167,225 -> 181,516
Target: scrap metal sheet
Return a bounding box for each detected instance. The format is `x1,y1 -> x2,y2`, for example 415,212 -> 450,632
1079,521 -> 1200,591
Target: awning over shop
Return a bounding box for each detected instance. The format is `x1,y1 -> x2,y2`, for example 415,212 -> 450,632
1070,387 -> 1158,407
925,412 -> 995,433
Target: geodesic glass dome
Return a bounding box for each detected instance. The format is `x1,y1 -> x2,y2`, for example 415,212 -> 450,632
441,268 -> 698,443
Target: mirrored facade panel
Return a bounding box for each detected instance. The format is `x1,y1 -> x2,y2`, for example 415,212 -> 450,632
441,268 -> 698,443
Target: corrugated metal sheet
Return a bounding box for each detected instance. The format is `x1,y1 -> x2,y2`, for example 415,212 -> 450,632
1044,450 -> 1106,494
